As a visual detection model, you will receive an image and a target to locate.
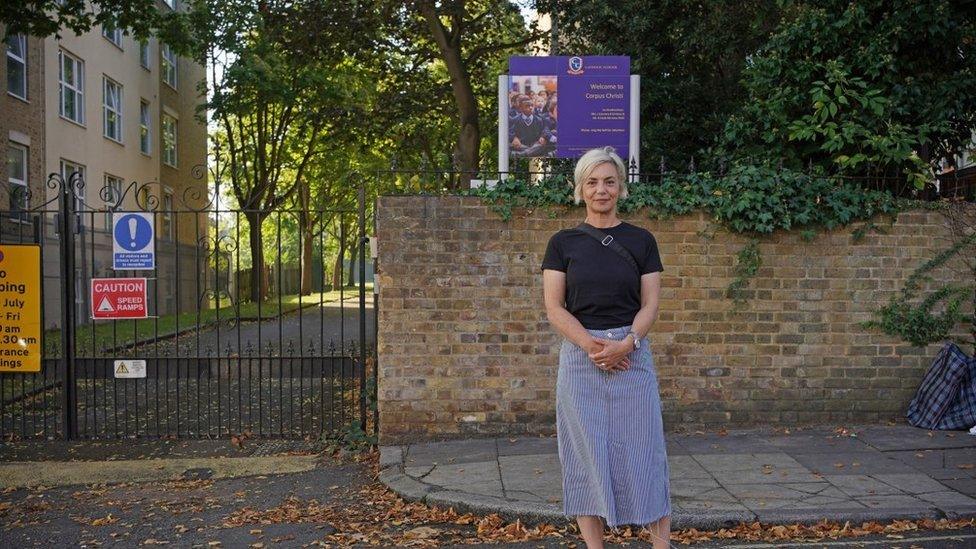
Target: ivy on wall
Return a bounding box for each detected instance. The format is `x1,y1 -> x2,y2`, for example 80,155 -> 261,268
465,163 -> 974,349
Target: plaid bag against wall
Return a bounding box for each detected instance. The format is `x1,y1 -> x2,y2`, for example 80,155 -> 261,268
906,341 -> 976,430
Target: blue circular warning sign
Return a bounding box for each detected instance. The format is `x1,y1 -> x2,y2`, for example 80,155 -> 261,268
114,214 -> 153,251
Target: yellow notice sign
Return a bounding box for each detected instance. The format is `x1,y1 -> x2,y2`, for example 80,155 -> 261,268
0,245 -> 41,373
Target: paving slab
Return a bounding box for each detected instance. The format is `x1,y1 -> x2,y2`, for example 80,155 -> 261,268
790,451 -> 919,475
824,474 -> 906,497
496,437 -> 557,457
941,477 -> 976,496
498,453 -> 561,501
669,455 -> 712,479
404,438 -> 498,467
872,473 -> 955,494
380,425 -> 976,530
856,425 -> 976,451
767,432 -> 876,454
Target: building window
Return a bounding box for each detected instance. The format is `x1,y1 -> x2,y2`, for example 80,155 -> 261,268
161,43 -> 177,88
104,174 -> 123,229
162,114 -> 177,167
8,143 -> 28,214
102,21 -> 123,48
103,77 -> 123,143
161,189 -> 174,240
139,100 -> 151,155
58,49 -> 85,124
60,160 -> 86,224
5,34 -> 27,100
139,39 -> 150,69
137,185 -> 150,210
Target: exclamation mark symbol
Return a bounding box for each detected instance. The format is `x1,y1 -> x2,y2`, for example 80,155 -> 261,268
128,218 -> 138,248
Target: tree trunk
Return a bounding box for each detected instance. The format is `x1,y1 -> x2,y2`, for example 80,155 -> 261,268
300,227 -> 314,295
346,239 -> 359,287
332,239 -> 345,290
245,210 -> 267,303
419,3 -> 480,189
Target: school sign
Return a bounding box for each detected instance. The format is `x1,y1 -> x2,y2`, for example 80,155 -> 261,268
499,56 -> 639,172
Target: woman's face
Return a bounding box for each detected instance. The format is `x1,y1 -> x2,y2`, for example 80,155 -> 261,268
581,162 -> 620,214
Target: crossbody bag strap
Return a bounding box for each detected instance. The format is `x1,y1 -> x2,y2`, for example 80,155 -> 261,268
576,223 -> 641,276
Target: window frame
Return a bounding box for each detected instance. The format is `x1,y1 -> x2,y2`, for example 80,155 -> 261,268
58,49 -> 85,125
162,113 -> 178,167
139,100 -> 151,155
6,34 -> 28,100
161,187 -> 174,241
103,173 -> 124,229
161,43 -> 177,89
59,159 -> 87,224
139,39 -> 150,70
102,76 -> 124,143
8,142 -> 29,214
102,21 -> 123,49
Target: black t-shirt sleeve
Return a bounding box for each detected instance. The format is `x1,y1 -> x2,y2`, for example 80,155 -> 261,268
541,232 -> 567,272
642,232 -> 663,274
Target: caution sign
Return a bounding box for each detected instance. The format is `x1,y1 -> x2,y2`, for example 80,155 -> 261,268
114,359 -> 146,379
91,278 -> 148,319
0,245 -> 42,373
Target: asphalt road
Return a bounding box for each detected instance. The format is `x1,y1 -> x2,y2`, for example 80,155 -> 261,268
140,299 -> 376,357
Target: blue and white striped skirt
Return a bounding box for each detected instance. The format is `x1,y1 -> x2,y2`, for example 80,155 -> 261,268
556,324 -> 671,527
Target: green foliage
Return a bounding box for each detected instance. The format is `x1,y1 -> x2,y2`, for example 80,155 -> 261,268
323,420 -> 377,454
466,173 -> 574,220
718,0 -> 976,184
471,162 -> 903,234
1,0 -> 201,53
536,0 -> 782,166
863,232 -> 976,348
727,239 -> 762,305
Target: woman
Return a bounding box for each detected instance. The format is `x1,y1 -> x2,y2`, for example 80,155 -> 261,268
541,147 -> 671,549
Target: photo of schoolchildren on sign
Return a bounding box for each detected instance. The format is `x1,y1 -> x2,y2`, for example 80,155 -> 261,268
509,75 -> 557,158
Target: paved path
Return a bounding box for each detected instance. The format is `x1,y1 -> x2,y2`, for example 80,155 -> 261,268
143,299 -> 375,357
380,424 -> 976,531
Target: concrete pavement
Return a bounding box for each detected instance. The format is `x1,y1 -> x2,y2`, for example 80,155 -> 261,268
379,424 -> 976,530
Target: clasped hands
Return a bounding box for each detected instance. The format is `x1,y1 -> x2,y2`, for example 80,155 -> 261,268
586,337 -> 632,373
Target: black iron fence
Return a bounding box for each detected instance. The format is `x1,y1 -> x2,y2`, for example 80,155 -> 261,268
1,173 -> 376,440
379,155 -> 975,201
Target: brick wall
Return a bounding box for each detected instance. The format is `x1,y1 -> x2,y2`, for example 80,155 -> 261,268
375,196 -> 976,443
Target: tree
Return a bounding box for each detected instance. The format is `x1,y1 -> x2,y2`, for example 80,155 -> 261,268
717,0 -> 976,188
1,0 -> 200,53
207,0 -> 370,302
536,0 -> 782,168
376,1 -> 545,185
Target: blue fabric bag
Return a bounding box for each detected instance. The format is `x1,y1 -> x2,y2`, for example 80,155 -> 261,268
906,341 -> 976,430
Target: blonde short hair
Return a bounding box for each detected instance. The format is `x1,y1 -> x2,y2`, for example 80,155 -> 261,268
573,147 -> 628,205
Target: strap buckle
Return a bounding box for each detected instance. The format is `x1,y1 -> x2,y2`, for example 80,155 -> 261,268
601,235 -> 613,246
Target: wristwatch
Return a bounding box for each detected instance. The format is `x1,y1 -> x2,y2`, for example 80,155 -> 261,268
626,331 -> 640,349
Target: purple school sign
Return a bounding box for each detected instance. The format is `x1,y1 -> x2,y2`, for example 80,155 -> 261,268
506,56 -> 632,162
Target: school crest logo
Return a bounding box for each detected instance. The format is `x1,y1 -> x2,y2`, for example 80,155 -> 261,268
567,56 -> 584,75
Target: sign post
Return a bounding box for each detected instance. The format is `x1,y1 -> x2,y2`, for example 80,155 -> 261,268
113,212 -> 155,270
91,278 -> 148,319
0,245 -> 42,373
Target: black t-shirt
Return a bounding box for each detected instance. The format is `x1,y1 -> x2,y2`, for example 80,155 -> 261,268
541,221 -> 663,329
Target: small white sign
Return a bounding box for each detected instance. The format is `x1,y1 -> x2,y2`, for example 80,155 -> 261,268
114,359 -> 147,379
469,179 -> 499,190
